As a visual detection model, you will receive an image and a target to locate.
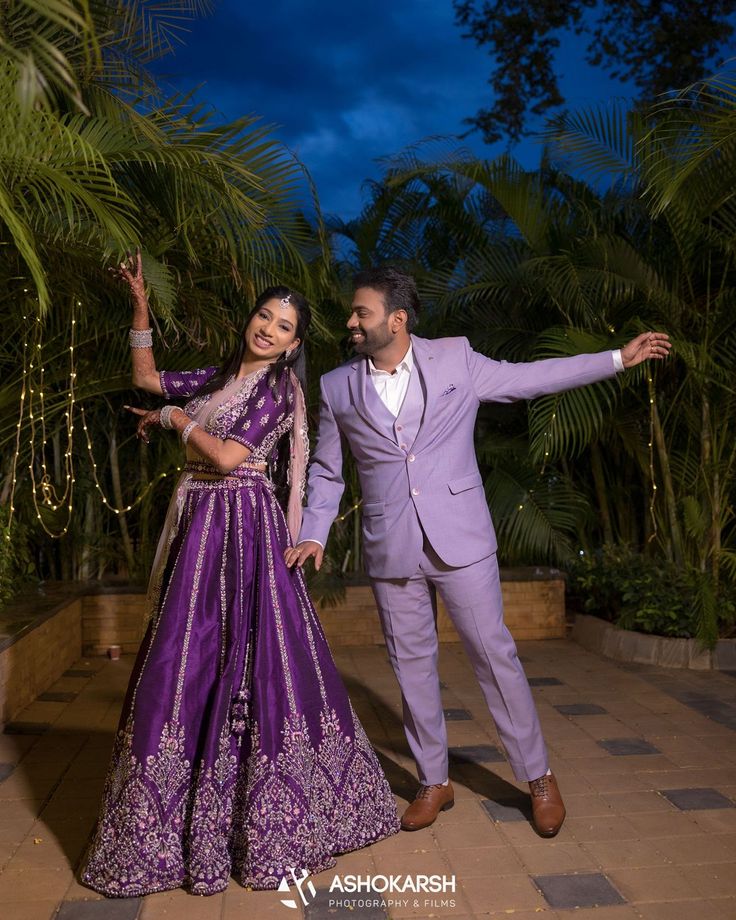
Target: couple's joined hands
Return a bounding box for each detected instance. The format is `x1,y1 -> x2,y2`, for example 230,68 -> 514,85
284,541 -> 323,570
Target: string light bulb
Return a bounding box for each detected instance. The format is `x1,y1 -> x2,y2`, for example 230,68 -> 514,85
7,295 -> 175,544
335,501 -> 362,523
647,372 -> 658,543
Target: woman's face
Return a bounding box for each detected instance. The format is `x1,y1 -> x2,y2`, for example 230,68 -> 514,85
244,298 -> 301,361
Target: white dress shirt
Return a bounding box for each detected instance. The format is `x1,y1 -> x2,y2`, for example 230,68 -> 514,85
368,344 -> 414,417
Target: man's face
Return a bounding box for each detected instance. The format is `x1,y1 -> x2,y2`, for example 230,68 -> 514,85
347,286 -> 393,355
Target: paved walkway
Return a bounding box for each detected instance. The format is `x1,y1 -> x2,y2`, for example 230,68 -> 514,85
1,639 -> 736,920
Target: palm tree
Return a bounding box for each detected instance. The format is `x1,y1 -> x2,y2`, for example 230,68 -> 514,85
337,112 -> 736,643
0,1 -> 327,588
545,79 -> 736,643
344,149 -> 629,563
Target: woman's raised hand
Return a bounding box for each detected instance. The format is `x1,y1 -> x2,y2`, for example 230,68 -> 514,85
110,250 -> 146,306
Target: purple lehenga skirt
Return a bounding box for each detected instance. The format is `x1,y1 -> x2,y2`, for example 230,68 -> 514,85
82,471 -> 399,896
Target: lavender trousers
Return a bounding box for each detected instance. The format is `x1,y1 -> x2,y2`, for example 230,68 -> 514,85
370,542 -> 548,785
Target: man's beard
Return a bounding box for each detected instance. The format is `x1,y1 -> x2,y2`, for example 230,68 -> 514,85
350,323 -> 392,355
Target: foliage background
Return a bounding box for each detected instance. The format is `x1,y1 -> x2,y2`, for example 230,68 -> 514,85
1,1 -> 735,646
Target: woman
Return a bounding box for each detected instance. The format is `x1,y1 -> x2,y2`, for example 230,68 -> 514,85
82,254 -> 400,897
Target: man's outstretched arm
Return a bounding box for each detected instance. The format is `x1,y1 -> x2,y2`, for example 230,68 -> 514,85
468,331 -> 671,403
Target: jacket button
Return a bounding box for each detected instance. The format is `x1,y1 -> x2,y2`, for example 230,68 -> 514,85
411,487 -> 420,496
408,454 -> 415,462
396,425 -> 403,431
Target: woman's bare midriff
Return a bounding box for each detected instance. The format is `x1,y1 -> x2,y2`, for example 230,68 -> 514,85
186,446 -> 266,480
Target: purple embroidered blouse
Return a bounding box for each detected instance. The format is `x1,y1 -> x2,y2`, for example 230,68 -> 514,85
159,366 -> 295,466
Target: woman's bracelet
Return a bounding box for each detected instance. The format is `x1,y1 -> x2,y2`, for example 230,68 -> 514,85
129,327 -> 153,348
181,421 -> 199,445
159,405 -> 183,429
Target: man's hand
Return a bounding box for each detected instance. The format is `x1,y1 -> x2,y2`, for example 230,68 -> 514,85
621,332 -> 672,369
284,541 -> 324,571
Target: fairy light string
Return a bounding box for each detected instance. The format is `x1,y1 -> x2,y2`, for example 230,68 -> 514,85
36,307 -> 77,512
527,400 -> 557,516
5,306 -> 30,541
26,305 -> 76,536
23,298 -> 78,537
335,500 -> 362,523
647,371 -> 658,543
6,296 -> 181,541
79,404 -> 180,516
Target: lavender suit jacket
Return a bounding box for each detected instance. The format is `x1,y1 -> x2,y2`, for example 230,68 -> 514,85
299,335 -> 617,579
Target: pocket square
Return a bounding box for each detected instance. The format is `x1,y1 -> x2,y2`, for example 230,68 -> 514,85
441,384 -> 456,396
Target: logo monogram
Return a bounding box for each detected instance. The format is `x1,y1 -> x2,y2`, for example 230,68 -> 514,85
278,867 -> 317,909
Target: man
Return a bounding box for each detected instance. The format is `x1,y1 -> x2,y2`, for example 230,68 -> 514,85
285,267 -> 671,837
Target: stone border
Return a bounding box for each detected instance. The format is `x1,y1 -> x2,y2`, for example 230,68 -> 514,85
572,612 -> 736,670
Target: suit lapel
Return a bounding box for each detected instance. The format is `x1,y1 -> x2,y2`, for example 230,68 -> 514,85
347,357 -> 396,442
409,335 -> 440,455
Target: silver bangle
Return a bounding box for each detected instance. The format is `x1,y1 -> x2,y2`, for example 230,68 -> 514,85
181,420 -> 199,444
159,405 -> 180,429
129,327 -> 153,348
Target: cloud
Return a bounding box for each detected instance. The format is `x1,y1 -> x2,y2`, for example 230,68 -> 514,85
342,96 -> 417,143
152,0 -> 493,217
152,0 -> 636,218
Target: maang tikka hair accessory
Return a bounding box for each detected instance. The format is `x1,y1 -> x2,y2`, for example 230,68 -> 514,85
280,295 -> 291,307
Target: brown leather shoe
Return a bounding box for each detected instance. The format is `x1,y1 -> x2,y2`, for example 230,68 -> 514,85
401,782 -> 455,831
529,772 -> 566,837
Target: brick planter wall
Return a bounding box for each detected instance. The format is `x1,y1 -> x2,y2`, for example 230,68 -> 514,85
0,598 -> 82,723
80,570 -> 566,654
82,591 -> 149,655
0,571 -> 565,722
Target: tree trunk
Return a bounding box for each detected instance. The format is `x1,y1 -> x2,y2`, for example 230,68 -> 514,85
590,442 -> 614,545
651,399 -> 684,566
701,394 -> 721,591
79,490 -> 94,581
139,438 -> 150,567
109,428 -> 135,577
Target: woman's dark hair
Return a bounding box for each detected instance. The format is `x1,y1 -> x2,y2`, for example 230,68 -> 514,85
196,285 -> 311,507
353,266 -> 420,331
197,285 -> 311,399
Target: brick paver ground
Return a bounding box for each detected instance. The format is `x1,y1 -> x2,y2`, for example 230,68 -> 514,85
2,639 -> 736,920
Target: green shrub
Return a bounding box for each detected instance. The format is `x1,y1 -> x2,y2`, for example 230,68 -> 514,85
0,507 -> 36,610
568,545 -> 736,645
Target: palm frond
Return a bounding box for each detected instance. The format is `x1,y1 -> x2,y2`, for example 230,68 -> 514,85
543,101 -> 644,186
484,463 -> 589,564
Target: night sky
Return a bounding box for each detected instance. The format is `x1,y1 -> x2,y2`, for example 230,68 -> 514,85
154,0 -> 636,220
